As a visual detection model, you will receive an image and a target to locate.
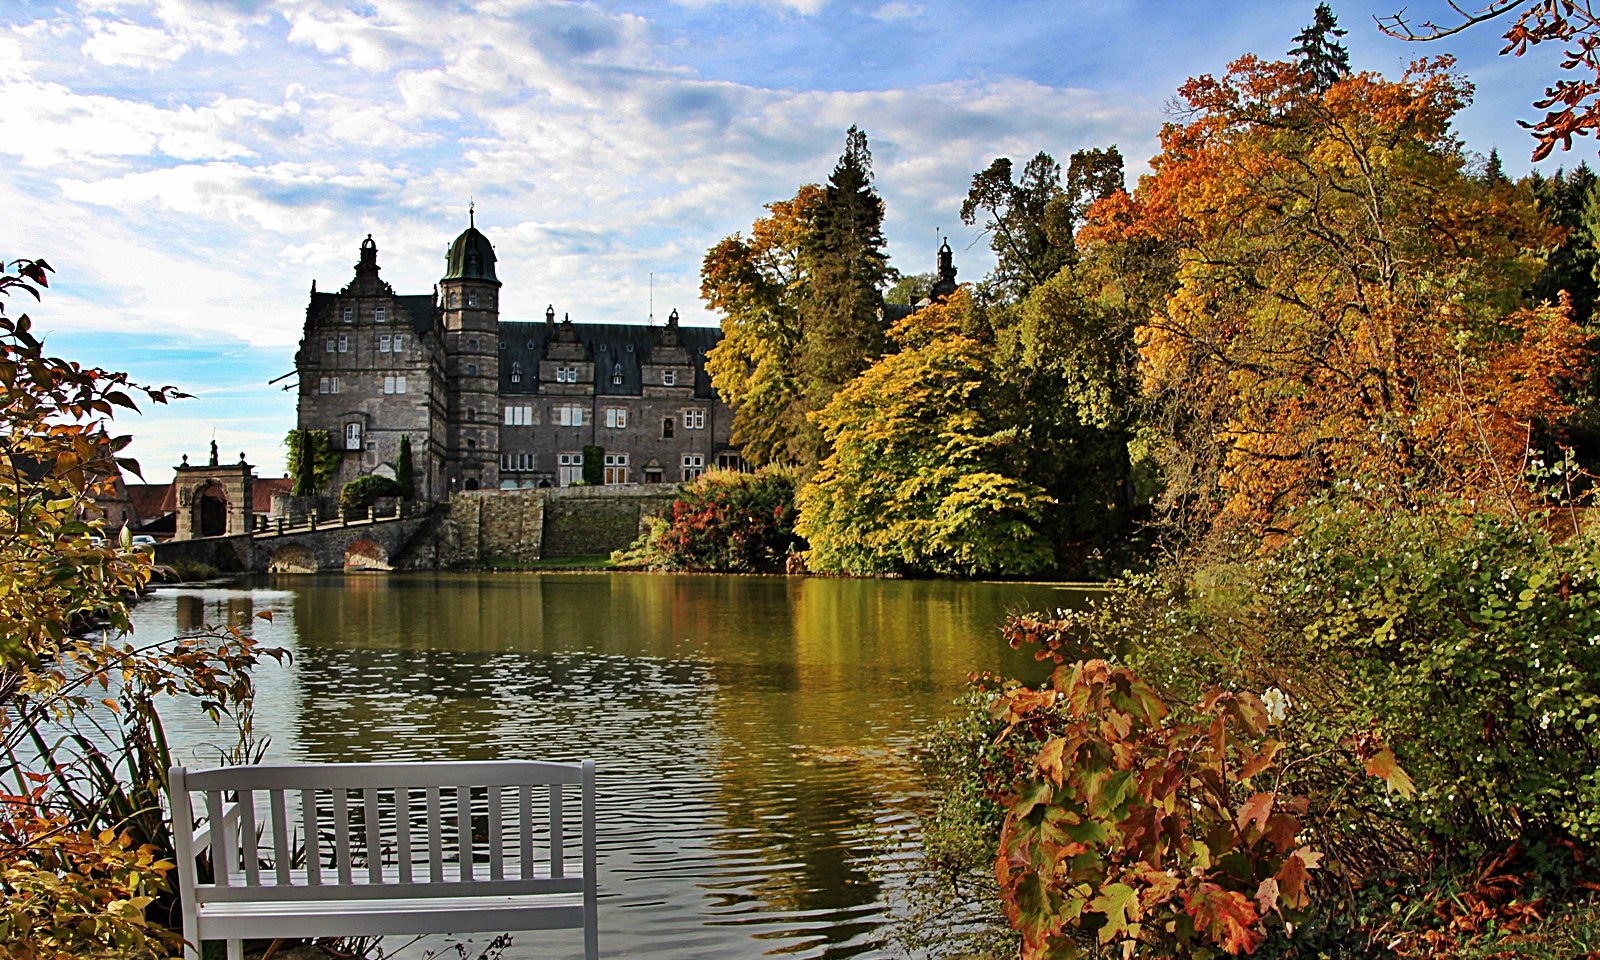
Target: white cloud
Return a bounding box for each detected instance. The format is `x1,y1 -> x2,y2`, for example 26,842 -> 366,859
872,2 -> 924,21
81,18 -> 191,68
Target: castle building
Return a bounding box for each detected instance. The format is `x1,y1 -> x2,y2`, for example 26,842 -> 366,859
294,217 -> 738,498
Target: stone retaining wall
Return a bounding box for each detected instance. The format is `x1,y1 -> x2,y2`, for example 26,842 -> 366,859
443,485 -> 676,565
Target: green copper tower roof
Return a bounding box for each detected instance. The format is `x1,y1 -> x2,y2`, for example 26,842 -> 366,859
443,205 -> 498,283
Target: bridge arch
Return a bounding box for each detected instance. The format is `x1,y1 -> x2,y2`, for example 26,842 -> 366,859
265,544 -> 318,574
344,538 -> 390,571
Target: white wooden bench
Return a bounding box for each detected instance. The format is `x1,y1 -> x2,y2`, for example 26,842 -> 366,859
168,759 -> 597,960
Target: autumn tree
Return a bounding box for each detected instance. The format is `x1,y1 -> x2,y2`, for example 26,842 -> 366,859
702,185 -> 823,466
1082,55 -> 1583,536
795,289 -> 1055,577
1379,1 -> 1600,160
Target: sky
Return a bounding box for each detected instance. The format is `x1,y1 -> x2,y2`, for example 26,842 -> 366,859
2,0 -> 1588,478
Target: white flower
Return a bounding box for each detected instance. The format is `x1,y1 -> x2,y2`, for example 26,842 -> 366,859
1263,687 -> 1292,723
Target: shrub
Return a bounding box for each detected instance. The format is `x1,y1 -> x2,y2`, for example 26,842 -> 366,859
612,468 -> 802,573
339,474 -> 402,510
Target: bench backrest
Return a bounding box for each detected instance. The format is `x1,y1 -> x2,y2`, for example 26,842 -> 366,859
169,760 -> 596,906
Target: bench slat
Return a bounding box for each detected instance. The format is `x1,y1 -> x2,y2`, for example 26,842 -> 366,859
456,785 -> 472,882
364,788 -> 383,884
301,789 -> 320,885
519,785 -> 533,880
396,788 -> 413,884
270,790 -> 291,886
332,789 -> 353,884
426,787 -> 443,883
550,783 -> 564,880
239,790 -> 260,886
194,892 -> 586,941
205,791 -> 231,887
194,874 -> 582,903
488,786 -> 504,881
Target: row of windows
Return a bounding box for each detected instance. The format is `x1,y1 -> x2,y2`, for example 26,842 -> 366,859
340,306 -> 388,323
325,334 -> 408,353
317,375 -> 408,395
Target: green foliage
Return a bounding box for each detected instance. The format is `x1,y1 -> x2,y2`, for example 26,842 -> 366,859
1,257 -> 285,958
284,428 -> 339,497
396,433 -> 415,498
339,473 -> 402,510
796,290 -> 1055,577
1287,2 -> 1350,92
582,445 -> 605,486
612,468 -> 801,573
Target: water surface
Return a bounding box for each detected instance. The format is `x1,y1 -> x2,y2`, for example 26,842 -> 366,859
145,572 -> 1091,958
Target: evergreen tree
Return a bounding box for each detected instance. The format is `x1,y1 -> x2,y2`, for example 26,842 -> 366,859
396,433 -> 415,498
1485,147 -> 1509,184
797,126 -> 892,466
1289,3 -> 1350,92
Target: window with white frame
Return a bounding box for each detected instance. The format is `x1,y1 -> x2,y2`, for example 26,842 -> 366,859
374,306 -> 387,323
683,408 -> 706,429
682,453 -> 705,482
324,336 -> 336,353
662,370 -> 677,387
393,334 -> 405,352
467,291 -> 477,307
500,452 -> 533,471
318,376 -> 341,394
555,404 -> 585,427
504,405 -> 533,426
342,306 -> 353,323
511,362 -> 522,384
344,422 -> 362,451
558,452 -> 583,486
383,375 -> 407,394
337,334 -> 349,353
604,453 -> 629,485
379,334 -> 392,352
556,366 -> 579,383
604,407 -> 627,429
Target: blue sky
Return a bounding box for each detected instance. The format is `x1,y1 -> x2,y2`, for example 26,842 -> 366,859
1,0 -> 1584,478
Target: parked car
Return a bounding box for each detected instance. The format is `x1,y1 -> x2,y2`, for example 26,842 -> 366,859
130,534 -> 157,553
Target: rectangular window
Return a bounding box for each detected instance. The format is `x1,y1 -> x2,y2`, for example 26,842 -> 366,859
379,334 -> 391,353
604,453 -> 629,486
344,422 -> 362,450
717,453 -> 743,472
337,334 -> 349,353
555,366 -> 579,383
662,369 -> 676,386
503,405 -> 533,426
374,306 -> 387,323
393,334 -> 405,352
682,453 -> 705,482
467,292 -> 477,307
382,375 -> 408,395
604,407 -> 627,429
684,408 -> 706,430
556,404 -> 585,427
558,452 -> 583,487
318,376 -> 342,395
342,306 -> 353,323
661,417 -> 674,439
325,336 -> 336,353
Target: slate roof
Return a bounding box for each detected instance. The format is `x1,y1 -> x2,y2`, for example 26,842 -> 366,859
497,321 -> 721,399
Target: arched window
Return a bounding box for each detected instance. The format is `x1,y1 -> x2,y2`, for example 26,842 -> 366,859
611,362 -> 623,386
344,422 -> 362,451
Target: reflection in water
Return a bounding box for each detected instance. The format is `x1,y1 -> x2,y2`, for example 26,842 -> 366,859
139,573 -> 1089,959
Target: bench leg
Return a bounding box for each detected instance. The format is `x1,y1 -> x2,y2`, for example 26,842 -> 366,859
227,939 -> 243,960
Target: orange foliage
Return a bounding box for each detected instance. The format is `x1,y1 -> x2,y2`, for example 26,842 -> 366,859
1080,56 -> 1581,532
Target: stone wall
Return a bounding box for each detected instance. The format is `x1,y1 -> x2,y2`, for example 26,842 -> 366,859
540,484 -> 676,559
153,534 -> 255,572
441,484 -> 676,565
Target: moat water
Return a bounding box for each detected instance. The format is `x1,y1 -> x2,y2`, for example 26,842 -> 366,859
141,572 -> 1094,959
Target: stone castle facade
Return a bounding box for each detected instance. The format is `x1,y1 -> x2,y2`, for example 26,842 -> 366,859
294,218 -> 738,499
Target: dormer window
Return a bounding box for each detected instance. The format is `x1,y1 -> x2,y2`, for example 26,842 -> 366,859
611,363 -> 623,386
511,362 -> 522,384
662,370 -> 676,387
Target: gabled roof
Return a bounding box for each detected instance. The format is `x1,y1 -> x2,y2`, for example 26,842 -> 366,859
497,321 -> 721,399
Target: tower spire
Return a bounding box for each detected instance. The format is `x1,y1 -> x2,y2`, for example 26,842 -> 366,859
469,197 -> 475,228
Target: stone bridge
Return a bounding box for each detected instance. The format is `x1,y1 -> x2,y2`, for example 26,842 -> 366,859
153,511 -> 440,573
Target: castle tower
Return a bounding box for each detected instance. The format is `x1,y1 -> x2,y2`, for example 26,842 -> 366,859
440,207 -> 501,491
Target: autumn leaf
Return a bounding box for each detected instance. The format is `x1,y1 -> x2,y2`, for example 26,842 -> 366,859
1235,792 -> 1273,835
1184,883 -> 1265,955
1363,746 -> 1417,799
1090,882 -> 1141,944
1274,847 -> 1322,910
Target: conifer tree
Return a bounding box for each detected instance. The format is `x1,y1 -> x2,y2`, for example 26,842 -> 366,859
797,126 -> 892,465
1289,3 -> 1350,92
396,433 -> 415,498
